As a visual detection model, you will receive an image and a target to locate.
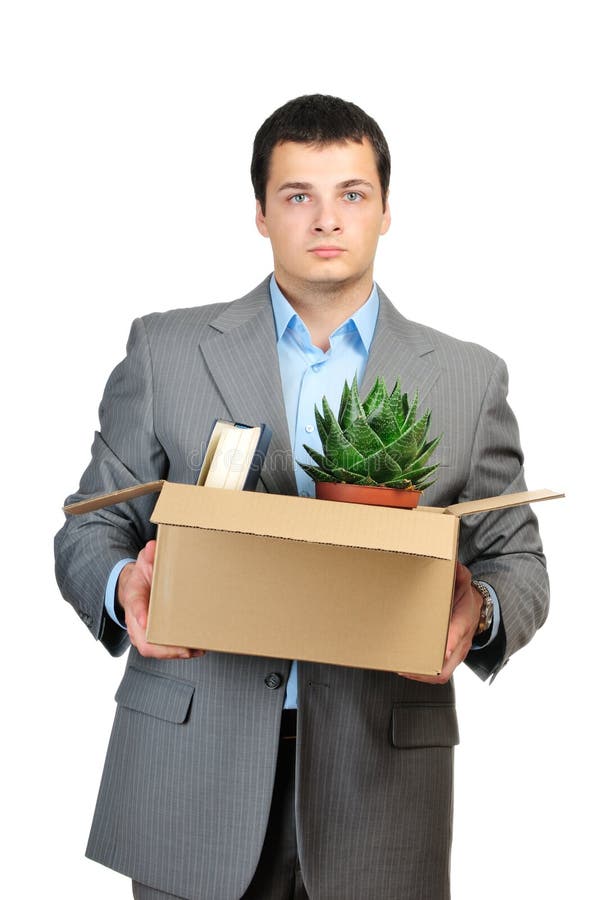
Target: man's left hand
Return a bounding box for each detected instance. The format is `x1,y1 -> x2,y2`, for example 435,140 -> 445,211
398,562 -> 483,685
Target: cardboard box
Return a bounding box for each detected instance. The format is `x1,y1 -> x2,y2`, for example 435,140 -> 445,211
66,483 -> 562,675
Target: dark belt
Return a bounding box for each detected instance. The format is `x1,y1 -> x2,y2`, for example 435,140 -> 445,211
280,708 -> 297,740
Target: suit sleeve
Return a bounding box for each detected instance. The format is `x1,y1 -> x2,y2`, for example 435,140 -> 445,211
458,356 -> 549,682
54,317 -> 168,656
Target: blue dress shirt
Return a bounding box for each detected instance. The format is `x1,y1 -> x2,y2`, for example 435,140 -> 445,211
270,275 -> 379,706
105,275 -> 500,705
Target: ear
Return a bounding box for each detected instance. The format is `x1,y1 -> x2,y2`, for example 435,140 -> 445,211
380,194 -> 391,235
255,200 -> 269,238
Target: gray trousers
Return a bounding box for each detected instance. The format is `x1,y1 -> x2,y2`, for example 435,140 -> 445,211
133,717 -> 308,900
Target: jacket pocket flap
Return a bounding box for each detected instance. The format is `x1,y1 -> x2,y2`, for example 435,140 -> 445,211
392,703 -> 460,749
115,666 -> 195,724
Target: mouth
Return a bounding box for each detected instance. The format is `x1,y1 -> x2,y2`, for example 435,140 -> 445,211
309,247 -> 345,258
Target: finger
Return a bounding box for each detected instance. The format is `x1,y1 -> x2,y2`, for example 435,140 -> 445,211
135,542 -> 157,589
399,647 -> 462,685
127,585 -> 150,630
138,642 -> 193,660
455,561 -> 472,584
445,621 -> 460,658
142,541 -> 157,564
133,633 -> 203,659
446,623 -> 475,660
447,628 -> 476,669
124,606 -> 149,649
452,576 -> 471,607
446,588 -> 480,657
445,609 -> 472,656
397,672 -> 440,684
445,607 -> 471,656
144,644 -> 205,660
140,539 -> 157,567
398,632 -> 470,683
441,645 -> 466,680
126,606 -> 204,660
453,562 -> 472,599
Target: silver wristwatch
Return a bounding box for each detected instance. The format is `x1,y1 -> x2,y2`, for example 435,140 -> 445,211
472,580 -> 494,636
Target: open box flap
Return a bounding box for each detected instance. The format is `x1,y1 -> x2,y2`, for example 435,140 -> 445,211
151,482 -> 458,560
64,480 -> 166,515
444,488 -> 564,518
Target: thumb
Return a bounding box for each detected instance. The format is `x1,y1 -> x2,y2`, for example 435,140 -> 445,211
141,539 -> 157,565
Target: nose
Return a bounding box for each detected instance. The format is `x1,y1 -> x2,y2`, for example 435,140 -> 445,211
312,200 -> 342,235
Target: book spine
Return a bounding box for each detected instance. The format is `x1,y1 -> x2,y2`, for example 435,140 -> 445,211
242,424 -> 273,491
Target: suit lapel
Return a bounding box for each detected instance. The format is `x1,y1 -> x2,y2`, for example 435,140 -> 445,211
198,277 -> 297,496
363,287 -> 441,407
198,279 -> 441,497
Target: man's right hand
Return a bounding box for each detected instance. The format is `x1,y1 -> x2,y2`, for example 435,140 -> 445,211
117,539 -> 205,660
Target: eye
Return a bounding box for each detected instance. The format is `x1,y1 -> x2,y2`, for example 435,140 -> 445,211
344,191 -> 362,202
290,193 -> 308,204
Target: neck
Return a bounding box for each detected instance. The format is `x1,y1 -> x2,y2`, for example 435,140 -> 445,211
274,269 -> 374,352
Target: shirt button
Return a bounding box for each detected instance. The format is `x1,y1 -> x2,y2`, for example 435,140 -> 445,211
305,424 -> 314,433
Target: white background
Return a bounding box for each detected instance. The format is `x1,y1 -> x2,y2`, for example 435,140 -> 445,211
1,1 -> 595,897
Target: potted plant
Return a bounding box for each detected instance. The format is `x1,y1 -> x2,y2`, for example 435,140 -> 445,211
298,375 -> 442,509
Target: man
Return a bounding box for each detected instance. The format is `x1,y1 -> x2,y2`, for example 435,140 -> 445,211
55,94 -> 548,900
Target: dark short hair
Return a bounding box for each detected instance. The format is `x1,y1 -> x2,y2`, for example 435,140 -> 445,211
251,94 -> 391,212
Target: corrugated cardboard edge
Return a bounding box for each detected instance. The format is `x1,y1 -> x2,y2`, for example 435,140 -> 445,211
64,480 -> 165,515
438,518 -> 461,675
150,483 -> 458,560
444,488 -> 564,518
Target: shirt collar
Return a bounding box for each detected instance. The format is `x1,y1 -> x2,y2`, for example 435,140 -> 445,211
269,274 -> 379,352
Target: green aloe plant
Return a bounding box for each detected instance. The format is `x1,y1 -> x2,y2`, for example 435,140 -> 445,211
298,375 -> 442,492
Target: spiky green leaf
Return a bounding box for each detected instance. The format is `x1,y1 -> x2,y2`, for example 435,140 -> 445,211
321,395 -> 337,435
337,381 -> 351,429
348,447 -> 404,483
408,433 -> 443,470
297,463 -> 336,483
401,391 -> 419,432
388,380 -> 404,427
320,396 -> 364,470
362,377 -> 388,416
314,406 -> 329,446
366,394 -> 398,444
339,375 -> 364,430
349,375 -> 365,418
414,478 -> 436,492
399,463 -> 438,485
383,477 -> 414,489
328,466 -> 371,485
302,445 -> 334,470
383,413 -> 430,468
342,416 -> 384,461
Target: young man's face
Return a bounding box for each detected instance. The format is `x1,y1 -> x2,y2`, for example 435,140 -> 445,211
256,138 -> 390,295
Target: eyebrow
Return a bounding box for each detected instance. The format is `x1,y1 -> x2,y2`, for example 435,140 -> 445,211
276,179 -> 375,193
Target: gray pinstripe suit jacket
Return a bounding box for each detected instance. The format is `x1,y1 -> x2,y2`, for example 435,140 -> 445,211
55,276 -> 548,900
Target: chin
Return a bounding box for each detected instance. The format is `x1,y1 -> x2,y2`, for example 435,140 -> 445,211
303,264 -> 353,282
306,275 -> 360,293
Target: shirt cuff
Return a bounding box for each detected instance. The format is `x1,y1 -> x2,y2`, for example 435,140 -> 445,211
469,581 -> 501,650
105,558 -> 136,628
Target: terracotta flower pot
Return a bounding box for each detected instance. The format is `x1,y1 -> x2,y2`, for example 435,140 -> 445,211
315,482 -> 422,509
